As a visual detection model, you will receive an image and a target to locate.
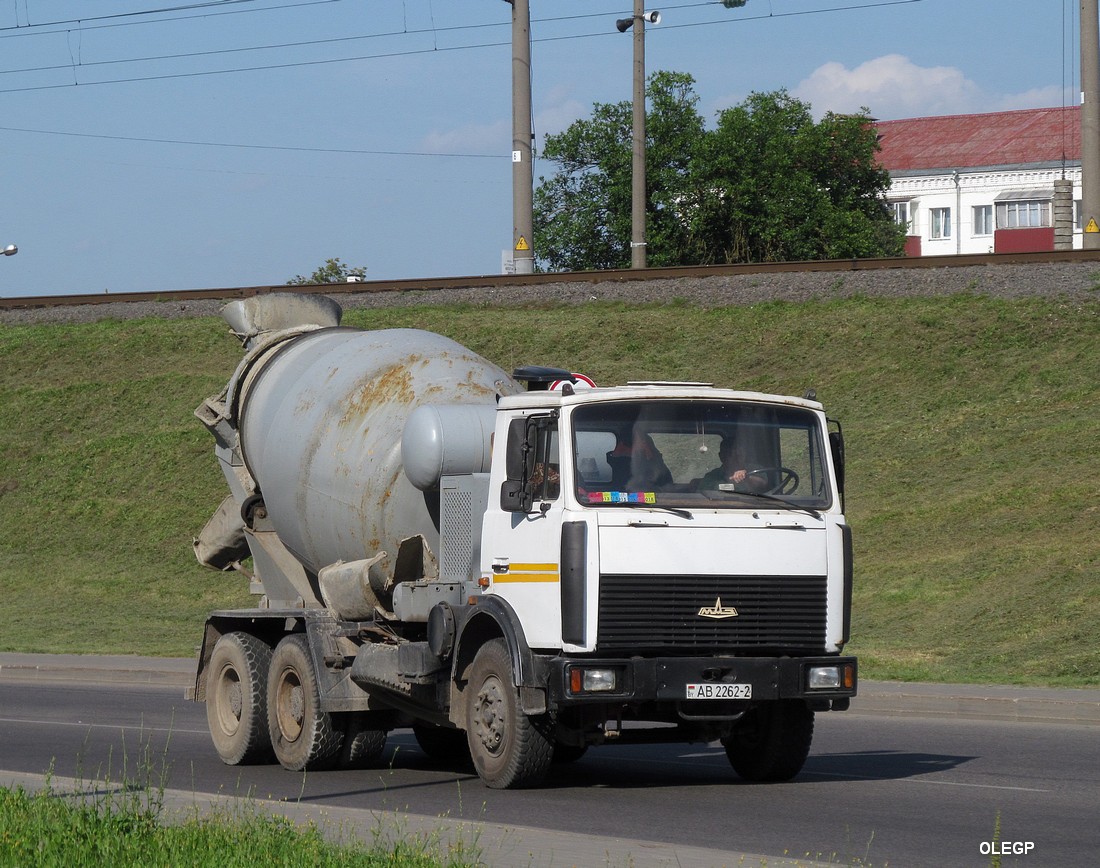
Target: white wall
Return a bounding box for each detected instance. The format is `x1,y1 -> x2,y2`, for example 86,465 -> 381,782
888,167 -> 1082,255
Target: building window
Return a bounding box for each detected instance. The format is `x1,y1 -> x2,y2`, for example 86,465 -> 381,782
996,199 -> 1051,229
930,207 -> 951,240
892,201 -> 912,232
973,205 -> 993,236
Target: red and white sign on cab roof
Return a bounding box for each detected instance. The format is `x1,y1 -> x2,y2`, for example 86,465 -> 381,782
550,373 -> 596,390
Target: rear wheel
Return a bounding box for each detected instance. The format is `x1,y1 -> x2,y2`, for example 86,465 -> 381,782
465,639 -> 554,789
267,634 -> 344,771
337,713 -> 388,769
723,700 -> 814,782
206,631 -> 273,765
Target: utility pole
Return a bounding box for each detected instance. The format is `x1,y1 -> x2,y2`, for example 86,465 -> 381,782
616,2 -> 659,269
509,0 -> 534,274
629,0 -> 647,269
1081,0 -> 1100,248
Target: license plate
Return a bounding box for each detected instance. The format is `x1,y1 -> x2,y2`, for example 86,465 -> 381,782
685,683 -> 752,700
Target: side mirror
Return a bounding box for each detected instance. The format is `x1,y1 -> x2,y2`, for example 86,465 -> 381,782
500,479 -> 531,513
500,417 -> 536,512
829,428 -> 845,499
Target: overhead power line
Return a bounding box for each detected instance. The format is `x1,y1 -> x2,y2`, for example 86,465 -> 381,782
0,0 -> 922,94
0,0 -> 265,33
0,0 -> 341,40
0,123 -> 503,159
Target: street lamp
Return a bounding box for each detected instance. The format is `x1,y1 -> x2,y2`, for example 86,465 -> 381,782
617,4 -> 660,269
1,244 -> 17,257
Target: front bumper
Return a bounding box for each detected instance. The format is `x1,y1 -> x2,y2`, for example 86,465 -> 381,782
545,654 -> 857,707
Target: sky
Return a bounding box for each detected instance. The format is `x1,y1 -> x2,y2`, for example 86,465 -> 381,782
0,0 -> 1083,297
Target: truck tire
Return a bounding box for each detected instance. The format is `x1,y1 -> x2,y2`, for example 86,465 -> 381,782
723,700 -> 815,783
465,638 -> 554,789
338,713 -> 388,769
267,634 -> 344,771
413,723 -> 471,765
206,631 -> 274,765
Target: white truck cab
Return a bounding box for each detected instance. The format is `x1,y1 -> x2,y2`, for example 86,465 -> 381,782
441,378 -> 856,786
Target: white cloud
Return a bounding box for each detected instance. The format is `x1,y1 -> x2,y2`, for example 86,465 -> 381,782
793,54 -> 984,119
994,85 -> 1069,112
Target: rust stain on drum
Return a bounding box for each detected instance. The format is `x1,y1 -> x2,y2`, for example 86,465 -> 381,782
341,362 -> 416,427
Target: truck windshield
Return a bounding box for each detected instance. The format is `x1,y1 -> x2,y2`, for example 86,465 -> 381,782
571,399 -> 832,511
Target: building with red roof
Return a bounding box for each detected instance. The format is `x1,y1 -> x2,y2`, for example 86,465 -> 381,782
874,106 -> 1081,256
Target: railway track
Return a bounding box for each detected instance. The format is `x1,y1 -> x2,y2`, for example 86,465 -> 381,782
3,249 -> 1100,310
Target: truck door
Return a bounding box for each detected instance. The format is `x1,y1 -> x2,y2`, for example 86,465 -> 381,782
484,413 -> 565,649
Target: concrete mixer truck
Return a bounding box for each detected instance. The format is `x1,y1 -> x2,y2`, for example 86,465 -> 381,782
189,292 -> 856,789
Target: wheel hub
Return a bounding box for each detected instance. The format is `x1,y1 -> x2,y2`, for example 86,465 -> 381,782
228,681 -> 243,718
474,678 -> 506,755
276,671 -> 305,743
214,667 -> 243,736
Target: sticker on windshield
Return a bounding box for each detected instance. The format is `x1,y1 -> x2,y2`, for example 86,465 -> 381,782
587,491 -> 656,504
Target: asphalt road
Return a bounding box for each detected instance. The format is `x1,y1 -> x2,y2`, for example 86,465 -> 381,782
1,666 -> 1097,867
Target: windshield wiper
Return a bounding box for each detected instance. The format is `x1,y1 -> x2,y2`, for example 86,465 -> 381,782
635,504 -> 693,519
700,488 -> 821,518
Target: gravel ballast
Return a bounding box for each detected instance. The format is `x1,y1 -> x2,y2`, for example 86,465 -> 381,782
2,261 -> 1099,327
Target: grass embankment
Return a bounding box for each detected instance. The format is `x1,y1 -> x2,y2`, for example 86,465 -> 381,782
0,782 -> 474,866
1,294 -> 1097,686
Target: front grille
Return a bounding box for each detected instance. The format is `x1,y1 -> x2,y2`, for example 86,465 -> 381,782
597,573 -> 827,654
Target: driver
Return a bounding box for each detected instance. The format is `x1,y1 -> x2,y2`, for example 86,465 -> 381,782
697,436 -> 768,492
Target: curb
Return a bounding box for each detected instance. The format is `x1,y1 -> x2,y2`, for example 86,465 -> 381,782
1,653 -> 1098,726
854,679 -> 1100,726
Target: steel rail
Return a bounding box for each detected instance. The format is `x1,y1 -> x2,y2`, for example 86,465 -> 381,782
4,249 -> 1100,311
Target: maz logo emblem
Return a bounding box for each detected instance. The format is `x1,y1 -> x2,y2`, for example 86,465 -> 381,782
697,597 -> 739,619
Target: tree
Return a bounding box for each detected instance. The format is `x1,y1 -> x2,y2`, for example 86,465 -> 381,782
533,75 -> 904,271
534,71 -> 705,271
696,90 -> 903,262
286,257 -> 367,285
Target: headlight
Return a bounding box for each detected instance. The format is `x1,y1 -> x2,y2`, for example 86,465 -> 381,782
808,666 -> 841,690
807,663 -> 854,690
568,667 -> 619,694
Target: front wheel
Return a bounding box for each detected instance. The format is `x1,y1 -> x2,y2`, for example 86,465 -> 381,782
465,639 -> 554,789
723,700 -> 814,782
267,634 -> 344,771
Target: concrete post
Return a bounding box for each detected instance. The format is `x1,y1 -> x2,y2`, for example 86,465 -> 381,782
1081,0 -> 1100,248
630,0 -> 647,269
1054,178 -> 1075,250
511,0 -> 535,274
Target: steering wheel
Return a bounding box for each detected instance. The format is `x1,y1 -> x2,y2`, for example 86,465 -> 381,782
747,466 -> 799,495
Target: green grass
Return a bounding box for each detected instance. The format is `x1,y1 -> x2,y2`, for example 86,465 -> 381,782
2,293 -> 1098,686
0,783 -> 457,862
0,783 -> 477,867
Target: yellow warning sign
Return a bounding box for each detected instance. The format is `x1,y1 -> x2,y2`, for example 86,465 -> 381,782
1087,218 -> 1100,233
515,236 -> 530,251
